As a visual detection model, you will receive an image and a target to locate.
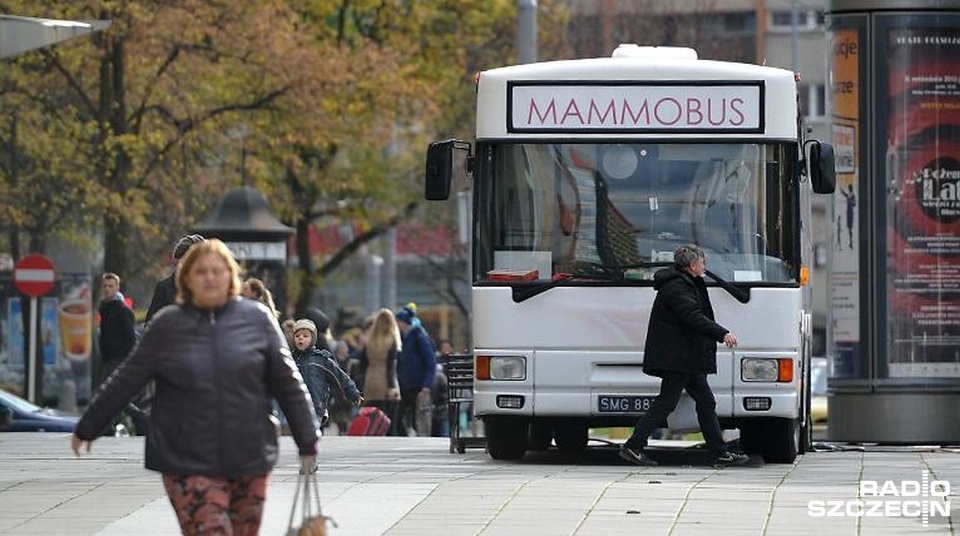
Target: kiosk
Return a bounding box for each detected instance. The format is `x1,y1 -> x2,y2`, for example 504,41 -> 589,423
195,186 -> 294,314
828,0 -> 960,443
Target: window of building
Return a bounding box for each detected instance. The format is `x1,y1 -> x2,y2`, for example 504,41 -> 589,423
799,83 -> 827,118
698,11 -> 756,37
723,12 -> 755,35
769,9 -> 824,32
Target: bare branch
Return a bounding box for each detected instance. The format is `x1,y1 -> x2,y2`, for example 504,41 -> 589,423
39,50 -> 96,117
317,201 -> 417,277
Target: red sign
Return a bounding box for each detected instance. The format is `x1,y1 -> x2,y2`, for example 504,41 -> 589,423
13,254 -> 56,297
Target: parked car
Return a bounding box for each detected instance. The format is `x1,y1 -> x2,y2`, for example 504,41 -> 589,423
810,356 -> 828,423
0,388 -> 79,432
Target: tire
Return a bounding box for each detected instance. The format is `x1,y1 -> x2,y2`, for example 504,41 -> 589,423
484,417 -> 528,460
763,417 -> 800,464
737,422 -> 764,455
528,421 -> 553,451
553,422 -> 588,452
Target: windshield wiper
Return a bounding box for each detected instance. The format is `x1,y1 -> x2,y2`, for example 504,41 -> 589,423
705,269 -> 751,303
509,263 -> 750,304
511,262 -> 668,303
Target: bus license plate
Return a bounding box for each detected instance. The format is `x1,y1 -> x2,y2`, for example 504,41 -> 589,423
598,395 -> 655,413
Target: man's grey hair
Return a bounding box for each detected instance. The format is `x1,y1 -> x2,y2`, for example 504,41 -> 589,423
673,244 -> 706,270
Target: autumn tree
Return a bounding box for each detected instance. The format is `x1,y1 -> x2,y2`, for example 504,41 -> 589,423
0,0 -> 569,320
260,0 -> 572,314
0,1 -> 343,281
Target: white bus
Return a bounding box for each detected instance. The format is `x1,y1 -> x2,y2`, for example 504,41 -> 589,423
425,45 -> 835,463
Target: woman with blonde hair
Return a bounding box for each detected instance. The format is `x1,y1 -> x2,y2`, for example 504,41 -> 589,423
356,308 -> 402,434
71,239 -> 319,535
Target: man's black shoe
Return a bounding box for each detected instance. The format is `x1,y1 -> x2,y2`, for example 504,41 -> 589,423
619,445 -> 658,466
712,452 -> 750,467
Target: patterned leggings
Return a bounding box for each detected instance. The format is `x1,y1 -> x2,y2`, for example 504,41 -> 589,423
162,473 -> 269,536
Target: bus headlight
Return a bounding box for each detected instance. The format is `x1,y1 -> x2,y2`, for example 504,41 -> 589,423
478,356 -> 525,380
741,358 -> 794,382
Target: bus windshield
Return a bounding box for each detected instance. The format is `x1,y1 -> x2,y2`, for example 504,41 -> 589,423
474,142 -> 801,284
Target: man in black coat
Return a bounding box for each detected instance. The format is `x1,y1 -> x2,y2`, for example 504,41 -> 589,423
97,273 -> 137,383
619,244 -> 749,467
144,234 -> 204,323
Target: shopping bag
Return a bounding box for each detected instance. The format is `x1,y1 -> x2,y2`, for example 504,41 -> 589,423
286,472 -> 336,536
346,406 -> 391,436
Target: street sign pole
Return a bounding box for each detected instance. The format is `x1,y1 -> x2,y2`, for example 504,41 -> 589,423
13,254 -> 56,404
27,297 -> 38,403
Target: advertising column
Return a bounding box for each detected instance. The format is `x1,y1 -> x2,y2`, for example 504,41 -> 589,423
883,22 -> 960,380
830,26 -> 863,379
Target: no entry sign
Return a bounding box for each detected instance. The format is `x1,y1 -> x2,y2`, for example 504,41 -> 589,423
13,254 -> 56,297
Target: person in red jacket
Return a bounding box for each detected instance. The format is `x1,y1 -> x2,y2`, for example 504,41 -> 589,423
72,239 -> 319,535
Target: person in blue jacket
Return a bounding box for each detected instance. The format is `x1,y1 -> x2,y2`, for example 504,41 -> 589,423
290,318 -> 363,430
395,304 -> 436,436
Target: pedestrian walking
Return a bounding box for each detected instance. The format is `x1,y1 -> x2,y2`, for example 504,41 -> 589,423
290,318 -> 363,431
97,272 -> 137,384
394,304 -> 436,436
355,309 -> 401,434
144,233 -> 204,324
619,244 -> 750,468
430,361 -> 449,437
297,307 -> 332,351
241,277 -> 280,320
71,239 -> 320,536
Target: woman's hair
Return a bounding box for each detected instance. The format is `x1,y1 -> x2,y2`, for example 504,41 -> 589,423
244,277 -> 279,318
366,308 -> 401,357
175,239 -> 242,305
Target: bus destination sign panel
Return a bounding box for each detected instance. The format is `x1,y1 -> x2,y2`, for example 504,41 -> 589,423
508,82 -> 764,134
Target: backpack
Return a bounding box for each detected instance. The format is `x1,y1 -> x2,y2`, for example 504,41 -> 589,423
346,407 -> 391,436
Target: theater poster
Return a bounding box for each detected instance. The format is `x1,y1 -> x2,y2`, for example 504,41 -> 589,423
882,20 -> 960,378
829,25 -> 862,378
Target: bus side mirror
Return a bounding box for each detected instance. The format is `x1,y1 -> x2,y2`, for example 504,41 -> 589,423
425,140 -> 456,200
809,141 -> 836,194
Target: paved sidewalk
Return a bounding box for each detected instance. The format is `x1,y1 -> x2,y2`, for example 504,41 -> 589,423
0,434 -> 957,535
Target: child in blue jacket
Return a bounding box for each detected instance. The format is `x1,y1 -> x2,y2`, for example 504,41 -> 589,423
291,319 -> 363,426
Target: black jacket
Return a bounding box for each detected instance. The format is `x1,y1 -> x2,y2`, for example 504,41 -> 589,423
144,272 -> 177,324
75,297 -> 319,477
292,346 -> 361,416
97,297 -> 136,363
642,267 -> 729,376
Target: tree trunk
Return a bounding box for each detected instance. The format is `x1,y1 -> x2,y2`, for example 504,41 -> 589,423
100,36 -> 132,279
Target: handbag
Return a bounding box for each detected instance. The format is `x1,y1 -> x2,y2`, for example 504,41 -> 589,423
286,472 -> 336,536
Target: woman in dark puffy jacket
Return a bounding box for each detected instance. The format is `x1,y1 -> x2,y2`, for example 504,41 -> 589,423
71,239 -> 320,535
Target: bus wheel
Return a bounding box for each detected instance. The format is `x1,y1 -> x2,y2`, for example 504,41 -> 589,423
553,422 -> 588,452
737,423 -> 764,455
485,417 -> 528,460
528,421 -> 553,451
763,417 -> 799,464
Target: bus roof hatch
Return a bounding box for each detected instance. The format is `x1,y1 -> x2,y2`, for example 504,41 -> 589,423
612,44 -> 698,61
